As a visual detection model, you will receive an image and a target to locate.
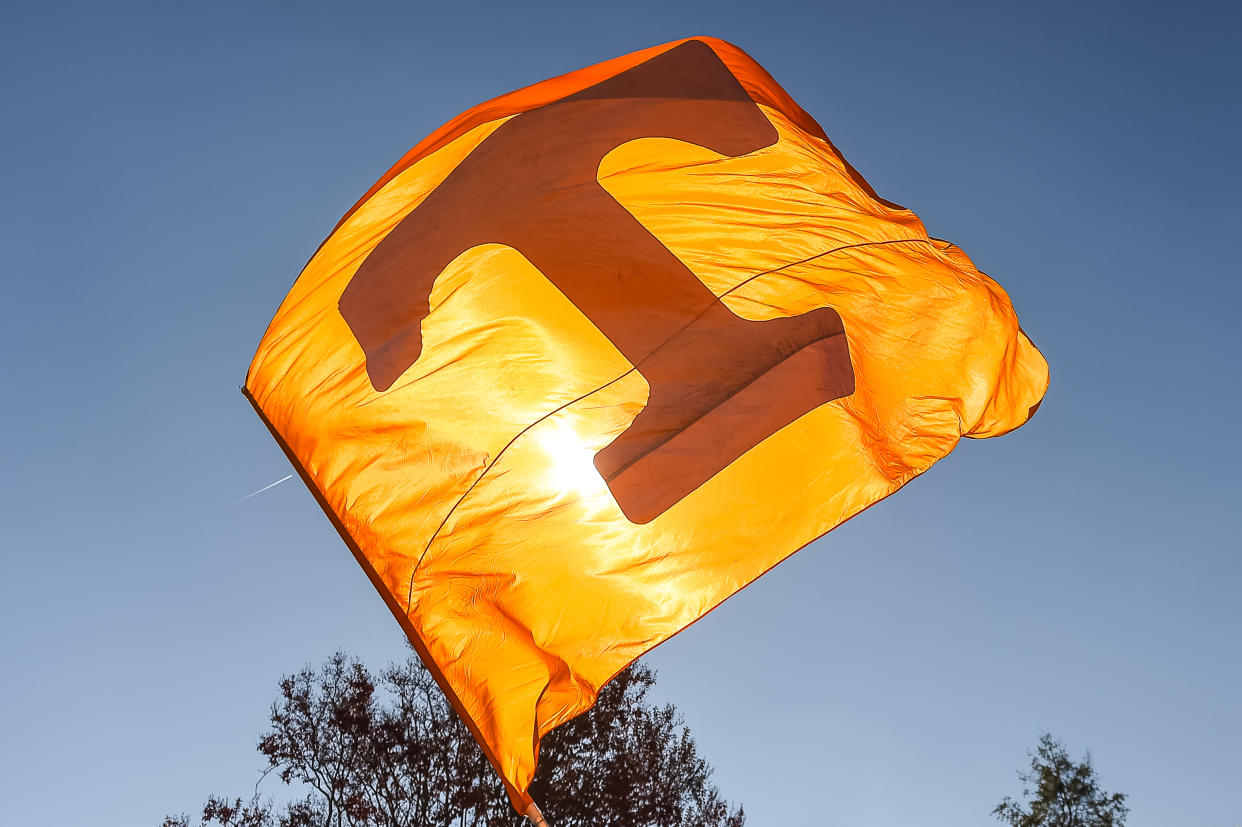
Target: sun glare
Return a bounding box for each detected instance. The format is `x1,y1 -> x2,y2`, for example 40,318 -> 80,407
537,419 -> 608,499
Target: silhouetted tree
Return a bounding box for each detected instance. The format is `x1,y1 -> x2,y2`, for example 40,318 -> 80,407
993,734 -> 1128,827
163,651 -> 743,827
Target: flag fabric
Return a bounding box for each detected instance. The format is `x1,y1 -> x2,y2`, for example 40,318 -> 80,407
244,36 -> 1048,812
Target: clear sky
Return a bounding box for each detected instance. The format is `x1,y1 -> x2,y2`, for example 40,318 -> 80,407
2,2 -> 1238,825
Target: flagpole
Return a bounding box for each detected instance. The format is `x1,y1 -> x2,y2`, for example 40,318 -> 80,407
524,800 -> 549,826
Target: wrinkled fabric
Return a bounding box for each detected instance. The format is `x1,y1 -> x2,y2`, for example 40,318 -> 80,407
245,36 -> 1048,812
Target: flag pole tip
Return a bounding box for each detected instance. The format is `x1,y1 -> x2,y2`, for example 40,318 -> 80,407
525,800 -> 549,826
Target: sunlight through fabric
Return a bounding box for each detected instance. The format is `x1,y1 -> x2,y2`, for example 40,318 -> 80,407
244,36 -> 1049,814
536,419 -> 611,502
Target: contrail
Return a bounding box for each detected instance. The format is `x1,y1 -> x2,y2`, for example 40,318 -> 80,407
239,474 -> 294,502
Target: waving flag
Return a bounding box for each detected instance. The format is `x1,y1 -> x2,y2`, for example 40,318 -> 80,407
244,36 -> 1048,816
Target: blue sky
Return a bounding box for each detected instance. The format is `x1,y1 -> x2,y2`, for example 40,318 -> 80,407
2,2 -> 1238,825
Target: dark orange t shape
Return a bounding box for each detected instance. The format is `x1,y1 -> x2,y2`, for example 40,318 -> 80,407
339,40 -> 855,524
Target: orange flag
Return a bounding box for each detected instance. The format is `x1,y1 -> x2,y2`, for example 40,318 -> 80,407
245,37 -> 1048,814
